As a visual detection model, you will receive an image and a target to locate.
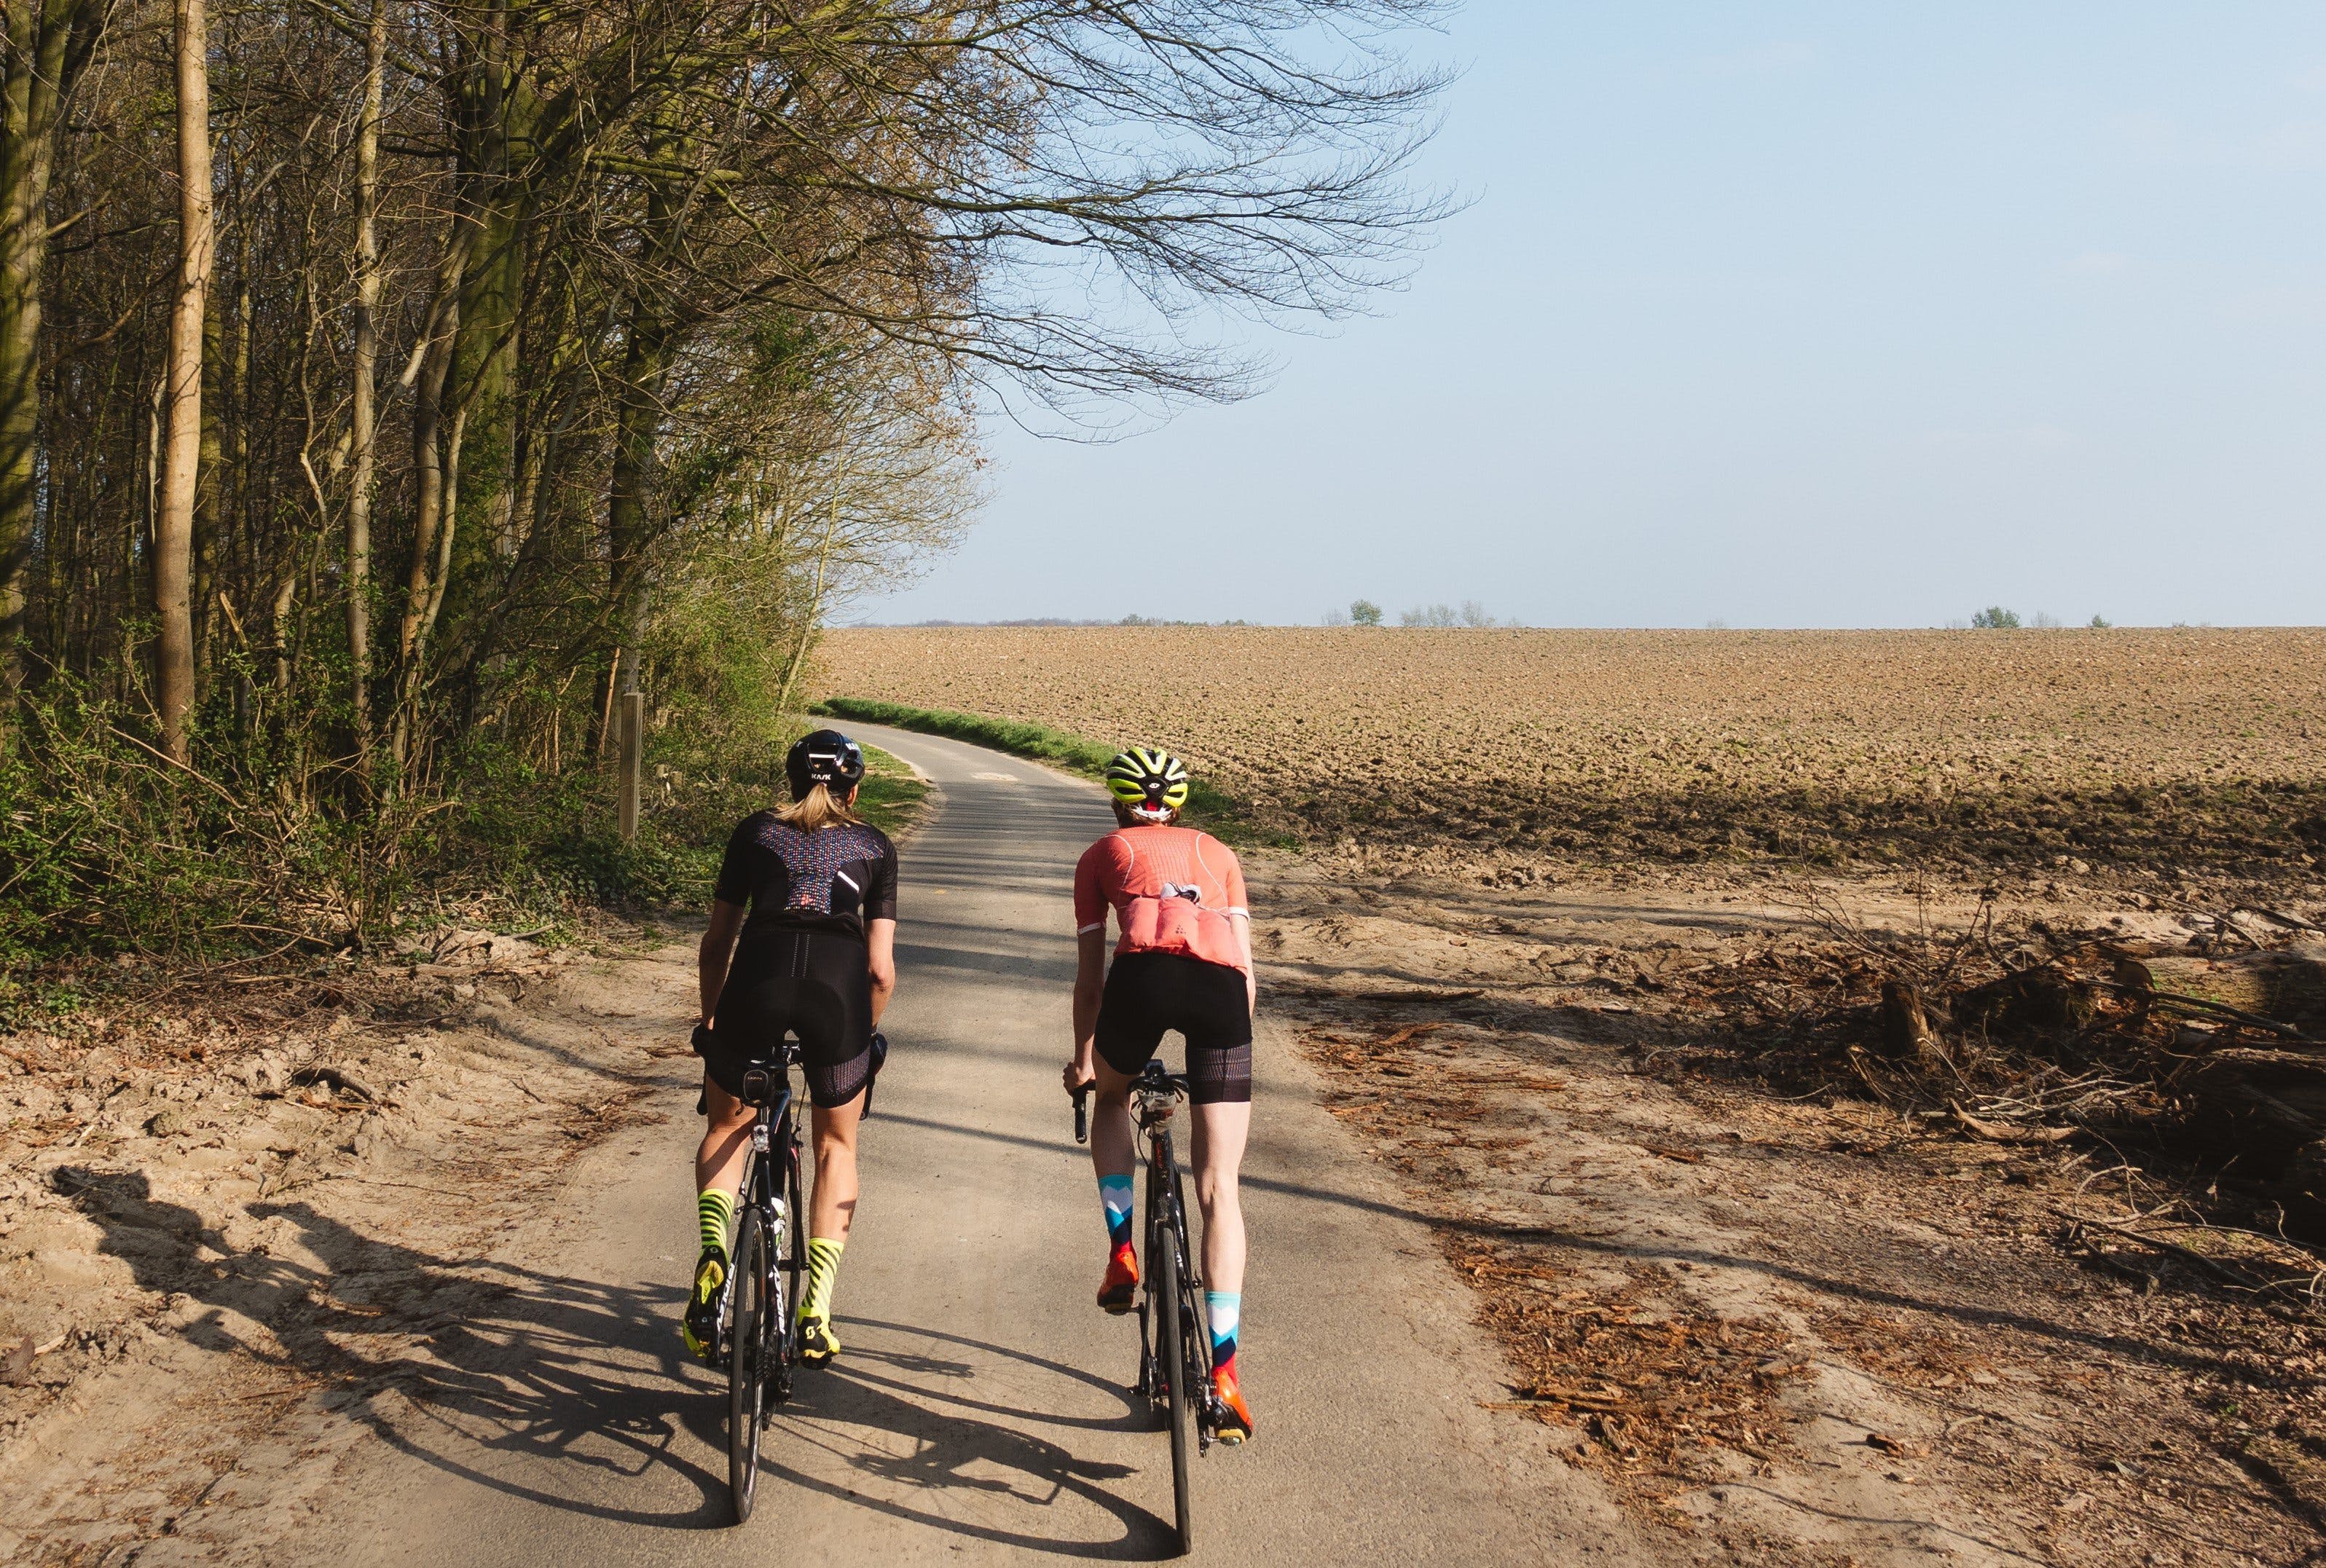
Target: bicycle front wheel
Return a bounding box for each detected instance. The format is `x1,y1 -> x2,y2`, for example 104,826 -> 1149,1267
728,1205 -> 769,1524
1154,1230 -> 1194,1556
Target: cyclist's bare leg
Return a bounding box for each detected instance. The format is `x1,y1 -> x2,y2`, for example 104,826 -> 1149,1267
1192,1096 -> 1255,1437
798,1088 -> 868,1359
808,1089 -> 867,1241
1189,1100 -> 1249,1295
683,1076 -> 754,1355
696,1076 -> 753,1194
1087,1057 -> 1139,1186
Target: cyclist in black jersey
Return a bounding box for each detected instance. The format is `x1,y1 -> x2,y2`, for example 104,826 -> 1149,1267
688,730 -> 898,1366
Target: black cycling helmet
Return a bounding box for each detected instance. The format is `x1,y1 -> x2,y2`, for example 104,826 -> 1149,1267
785,729 -> 865,800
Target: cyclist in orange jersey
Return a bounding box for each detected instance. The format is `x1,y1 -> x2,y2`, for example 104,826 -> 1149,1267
1064,746 -> 1257,1442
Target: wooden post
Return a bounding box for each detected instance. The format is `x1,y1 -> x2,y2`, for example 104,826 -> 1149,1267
618,688 -> 643,842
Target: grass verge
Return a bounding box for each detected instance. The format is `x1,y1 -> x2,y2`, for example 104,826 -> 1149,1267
853,744 -> 932,838
809,696 -> 1249,839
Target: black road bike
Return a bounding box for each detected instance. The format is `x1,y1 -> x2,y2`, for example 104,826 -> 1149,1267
715,1039 -> 808,1524
1075,1061 -> 1219,1556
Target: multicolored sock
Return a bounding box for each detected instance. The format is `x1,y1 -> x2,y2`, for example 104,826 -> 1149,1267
801,1236 -> 844,1323
1206,1291 -> 1241,1375
697,1188 -> 734,1259
1099,1174 -> 1134,1256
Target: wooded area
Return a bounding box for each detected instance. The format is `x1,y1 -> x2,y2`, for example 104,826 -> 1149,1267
0,0 -> 1446,963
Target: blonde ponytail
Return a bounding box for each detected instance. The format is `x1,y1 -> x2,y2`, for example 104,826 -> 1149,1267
775,782 -> 863,831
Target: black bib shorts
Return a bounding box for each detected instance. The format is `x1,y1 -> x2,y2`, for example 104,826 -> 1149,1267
707,929 -> 875,1108
1093,950 -> 1253,1105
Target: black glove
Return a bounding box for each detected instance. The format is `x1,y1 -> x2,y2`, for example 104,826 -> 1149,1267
691,1020 -> 715,1056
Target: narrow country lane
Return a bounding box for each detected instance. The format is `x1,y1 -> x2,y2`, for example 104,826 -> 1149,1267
304,725 -> 1650,1565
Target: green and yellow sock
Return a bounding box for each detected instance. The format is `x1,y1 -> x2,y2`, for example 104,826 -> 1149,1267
797,1236 -> 845,1362
683,1189 -> 736,1358
698,1188 -> 734,1261
800,1236 -> 844,1323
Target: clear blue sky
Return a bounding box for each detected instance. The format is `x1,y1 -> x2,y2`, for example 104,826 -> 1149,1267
860,3 -> 2326,629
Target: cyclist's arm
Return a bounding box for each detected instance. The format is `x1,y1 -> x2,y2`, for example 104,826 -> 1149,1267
1233,911 -> 1256,1017
699,898 -> 746,1025
866,918 -> 897,1025
1221,841 -> 1256,1016
1068,927 -> 1107,1086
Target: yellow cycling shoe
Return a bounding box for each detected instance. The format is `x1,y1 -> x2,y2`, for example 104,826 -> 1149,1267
797,1313 -> 841,1366
682,1248 -> 726,1362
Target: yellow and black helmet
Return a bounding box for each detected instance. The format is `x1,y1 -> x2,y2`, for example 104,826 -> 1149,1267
1105,746 -> 1190,821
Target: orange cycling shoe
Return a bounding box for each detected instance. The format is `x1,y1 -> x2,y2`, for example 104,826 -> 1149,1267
1097,1245 -> 1139,1314
1211,1361 -> 1254,1444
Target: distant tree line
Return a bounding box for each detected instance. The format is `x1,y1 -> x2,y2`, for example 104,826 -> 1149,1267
1964,609 -> 2113,630
1328,599 -> 1509,627
0,0 -> 1448,955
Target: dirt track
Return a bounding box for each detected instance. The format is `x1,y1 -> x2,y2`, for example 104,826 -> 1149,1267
0,932 -> 698,1560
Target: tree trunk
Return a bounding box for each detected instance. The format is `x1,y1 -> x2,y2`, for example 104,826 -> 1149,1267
398,262 -> 459,669
772,465 -> 845,719
450,1 -> 534,560
154,0 -> 213,761
602,312 -> 669,700
345,0 -> 384,752
0,0 -> 85,712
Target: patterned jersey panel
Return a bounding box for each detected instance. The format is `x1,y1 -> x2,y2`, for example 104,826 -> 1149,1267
714,812 -> 897,939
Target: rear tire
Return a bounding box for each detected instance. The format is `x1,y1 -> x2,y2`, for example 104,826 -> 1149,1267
1155,1229 -> 1194,1556
728,1206 -> 768,1523
782,1149 -> 806,1384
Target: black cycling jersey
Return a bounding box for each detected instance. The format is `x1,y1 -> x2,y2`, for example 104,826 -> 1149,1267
713,812 -> 897,942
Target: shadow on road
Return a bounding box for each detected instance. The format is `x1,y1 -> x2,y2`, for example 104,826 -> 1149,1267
52,1165 -> 1176,1556
769,1315 -> 1174,1559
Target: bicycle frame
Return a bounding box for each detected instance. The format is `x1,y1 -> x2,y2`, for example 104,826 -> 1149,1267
727,1040 -> 806,1404
1128,1063 -> 1218,1453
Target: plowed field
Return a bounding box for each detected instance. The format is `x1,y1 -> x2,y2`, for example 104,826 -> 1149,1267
817,626 -> 2326,880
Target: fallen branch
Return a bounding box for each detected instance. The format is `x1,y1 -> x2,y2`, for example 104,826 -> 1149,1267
2092,980 -> 2322,1044
1949,1103 -> 2077,1143
2056,1207 -> 2290,1299
290,1063 -> 383,1103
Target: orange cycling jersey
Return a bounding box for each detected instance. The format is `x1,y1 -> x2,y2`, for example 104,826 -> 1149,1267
1073,824 -> 1250,974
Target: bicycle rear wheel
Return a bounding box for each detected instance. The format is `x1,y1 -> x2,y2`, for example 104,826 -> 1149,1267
1154,1226 -> 1194,1556
782,1146 -> 806,1366
728,1205 -> 769,1523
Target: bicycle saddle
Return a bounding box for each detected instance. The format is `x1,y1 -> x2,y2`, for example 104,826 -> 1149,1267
739,1036 -> 804,1105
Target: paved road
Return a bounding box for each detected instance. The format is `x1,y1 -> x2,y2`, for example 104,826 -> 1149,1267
316,725 -> 1646,1564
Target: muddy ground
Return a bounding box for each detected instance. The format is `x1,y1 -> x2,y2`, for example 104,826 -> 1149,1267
1254,854 -> 2326,1568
